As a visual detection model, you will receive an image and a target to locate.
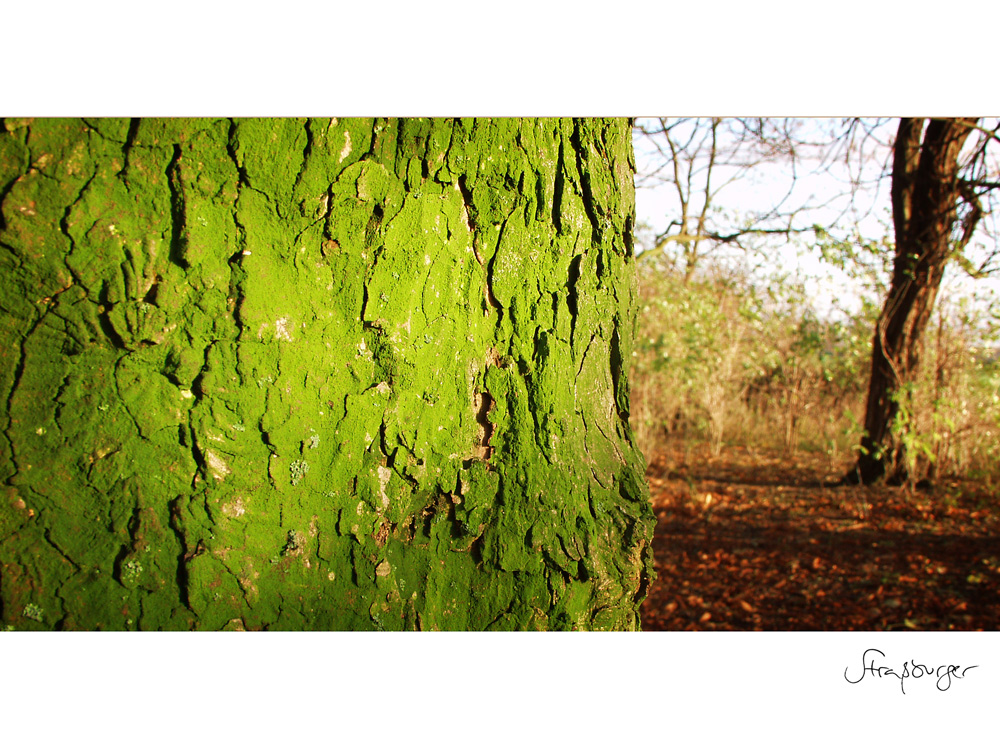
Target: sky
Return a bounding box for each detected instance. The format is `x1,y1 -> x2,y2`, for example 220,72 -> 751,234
631,118 -> 1000,327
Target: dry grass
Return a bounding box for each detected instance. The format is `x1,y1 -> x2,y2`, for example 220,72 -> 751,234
630,264 -> 1000,483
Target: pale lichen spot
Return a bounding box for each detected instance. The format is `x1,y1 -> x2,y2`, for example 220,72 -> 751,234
205,449 -> 232,480
339,130 -> 352,162
180,389 -> 194,399
327,571 -> 336,581
375,559 -> 391,577
221,496 -> 246,518
424,254 -> 431,265
377,465 -> 392,508
274,317 -> 293,342
289,459 -> 310,485
22,603 -> 44,622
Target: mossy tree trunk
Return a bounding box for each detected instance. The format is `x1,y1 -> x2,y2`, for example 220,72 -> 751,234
0,117 -> 654,630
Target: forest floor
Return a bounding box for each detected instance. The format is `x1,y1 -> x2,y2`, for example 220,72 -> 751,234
639,440 -> 1000,630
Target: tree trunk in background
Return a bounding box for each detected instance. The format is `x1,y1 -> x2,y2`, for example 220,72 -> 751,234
850,118 -> 977,485
0,117 -> 654,630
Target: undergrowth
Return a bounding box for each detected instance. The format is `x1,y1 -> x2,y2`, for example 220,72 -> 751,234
630,259 -> 1000,482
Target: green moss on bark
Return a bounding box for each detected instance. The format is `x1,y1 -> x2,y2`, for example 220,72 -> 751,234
0,117 -> 654,630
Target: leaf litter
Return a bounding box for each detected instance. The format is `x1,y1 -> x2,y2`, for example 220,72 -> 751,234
640,442 -> 1000,630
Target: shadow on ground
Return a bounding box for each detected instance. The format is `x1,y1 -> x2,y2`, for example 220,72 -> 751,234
640,441 -> 1000,630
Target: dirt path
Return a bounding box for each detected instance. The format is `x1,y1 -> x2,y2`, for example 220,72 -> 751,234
640,442 -> 1000,630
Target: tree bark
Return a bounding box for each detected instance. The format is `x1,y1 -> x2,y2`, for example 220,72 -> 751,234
849,118 -> 977,484
0,117 -> 655,630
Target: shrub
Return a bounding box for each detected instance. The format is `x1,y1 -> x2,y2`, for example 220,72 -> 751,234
630,258 -> 1000,482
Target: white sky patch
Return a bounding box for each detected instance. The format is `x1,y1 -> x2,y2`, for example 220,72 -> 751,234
632,119 -> 1000,322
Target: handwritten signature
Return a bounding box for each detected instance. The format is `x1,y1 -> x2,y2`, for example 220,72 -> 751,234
844,648 -> 978,694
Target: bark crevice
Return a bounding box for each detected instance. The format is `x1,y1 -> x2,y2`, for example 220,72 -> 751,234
571,119 -> 603,246
165,144 -> 189,269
